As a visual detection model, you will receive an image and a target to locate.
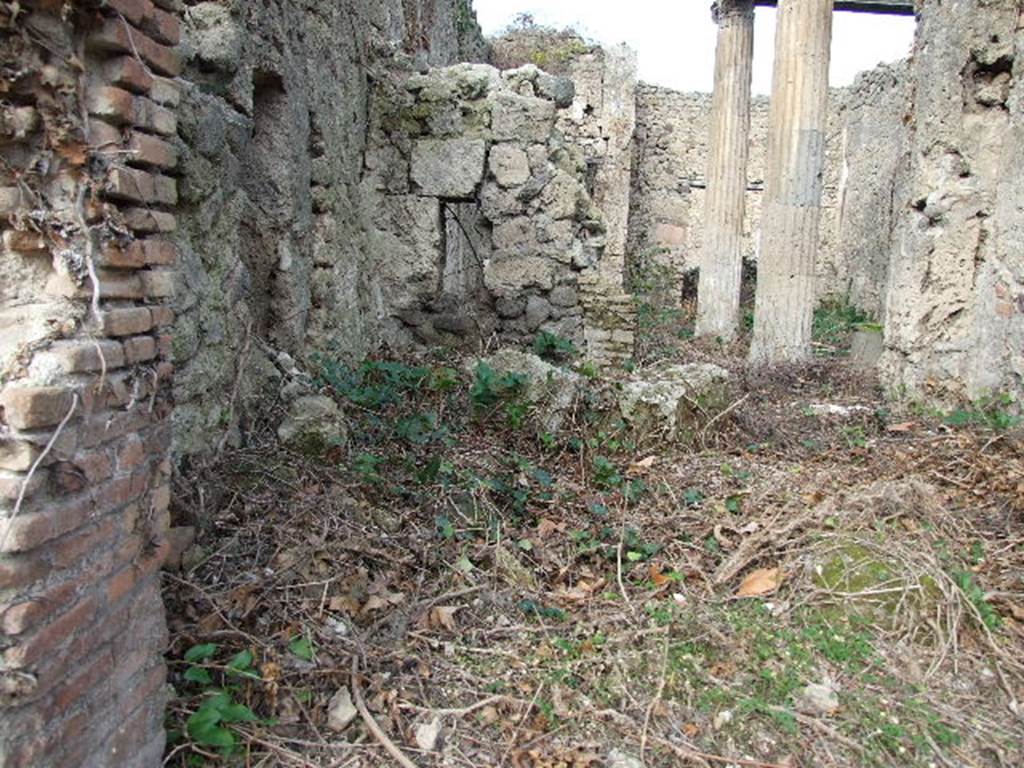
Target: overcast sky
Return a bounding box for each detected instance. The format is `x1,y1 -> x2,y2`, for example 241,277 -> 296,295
473,1 -> 916,94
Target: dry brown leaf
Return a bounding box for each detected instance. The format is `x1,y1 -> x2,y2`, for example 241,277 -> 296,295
627,455 -> 657,475
649,564 -> 671,587
328,595 -> 360,614
682,722 -> 700,738
736,567 -> 782,597
536,518 -> 562,538
429,605 -> 460,632
887,421 -> 917,433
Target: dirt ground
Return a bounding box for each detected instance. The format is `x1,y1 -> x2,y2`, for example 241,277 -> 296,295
162,330 -> 1024,768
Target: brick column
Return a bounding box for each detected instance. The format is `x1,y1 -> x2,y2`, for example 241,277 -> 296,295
0,1 -> 180,765
696,0 -> 756,340
749,0 -> 834,363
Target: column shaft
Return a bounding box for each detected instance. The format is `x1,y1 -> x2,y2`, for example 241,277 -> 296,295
696,0 -> 756,340
749,0 -> 834,363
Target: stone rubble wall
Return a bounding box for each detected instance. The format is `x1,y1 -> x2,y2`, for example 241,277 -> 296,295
628,63 -> 911,319
365,63 -> 603,352
172,0 -> 488,461
880,0 -> 1024,405
0,1 -> 180,764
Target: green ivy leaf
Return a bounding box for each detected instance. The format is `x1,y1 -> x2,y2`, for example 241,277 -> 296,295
226,649 -> 256,676
184,643 -> 218,663
219,702 -> 259,723
183,666 -> 213,685
289,635 -> 314,662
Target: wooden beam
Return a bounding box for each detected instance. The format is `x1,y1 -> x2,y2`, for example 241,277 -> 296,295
753,0 -> 915,14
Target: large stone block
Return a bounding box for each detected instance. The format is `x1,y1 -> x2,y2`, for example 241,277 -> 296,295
490,93 -> 557,142
410,138 -> 487,198
489,144 -> 530,188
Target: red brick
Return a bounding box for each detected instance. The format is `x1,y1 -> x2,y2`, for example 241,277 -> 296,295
102,307 -> 153,337
86,120 -> 125,156
3,229 -> 47,253
0,581 -> 78,635
127,131 -> 177,169
106,166 -> 177,206
54,649 -> 115,711
0,468 -> 47,502
117,662 -> 166,719
96,475 -> 144,510
86,86 -> 135,126
46,270 -> 144,300
0,552 -> 47,594
143,5 -> 180,45
97,240 -> 144,269
1,387 -> 76,430
102,55 -> 153,94
134,96 -> 176,136
149,76 -> 180,107
0,495 -> 93,554
3,595 -> 97,669
153,173 -> 178,204
103,0 -> 152,26
109,698 -> 161,763
123,335 -> 157,364
105,564 -> 142,605
140,269 -> 175,298
149,306 -> 174,328
53,449 -> 114,493
121,208 -> 175,234
35,340 -> 126,375
88,18 -> 182,77
80,410 -> 154,449
156,333 -> 172,359
141,239 -> 176,265
51,517 -> 119,570
115,435 -> 146,473
105,166 -> 155,204
0,440 -> 40,472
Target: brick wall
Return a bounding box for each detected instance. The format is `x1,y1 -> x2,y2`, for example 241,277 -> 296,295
1,1 -> 180,765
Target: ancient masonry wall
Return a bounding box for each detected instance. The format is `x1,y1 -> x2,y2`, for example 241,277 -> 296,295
628,62 -> 911,319
368,63 -> 606,355
0,1 -> 489,765
172,0 -> 488,460
881,0 -> 1024,404
1,1 -> 180,765
559,46 -> 639,363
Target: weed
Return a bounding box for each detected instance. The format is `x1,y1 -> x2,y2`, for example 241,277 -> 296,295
812,297 -> 872,356
943,392 -> 1020,431
318,358 -> 430,409
533,330 -> 577,361
952,570 -> 1002,630
175,644 -> 264,759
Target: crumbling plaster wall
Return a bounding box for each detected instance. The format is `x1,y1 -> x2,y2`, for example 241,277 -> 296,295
172,0 -> 488,460
880,0 -> 1024,405
628,62 -> 911,319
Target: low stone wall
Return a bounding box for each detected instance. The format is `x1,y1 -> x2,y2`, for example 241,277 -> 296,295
1,1 -> 180,763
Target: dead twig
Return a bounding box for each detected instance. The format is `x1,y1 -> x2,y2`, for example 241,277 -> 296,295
350,655 -> 419,768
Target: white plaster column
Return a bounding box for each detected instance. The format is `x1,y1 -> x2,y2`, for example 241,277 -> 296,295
749,0 -> 834,363
696,0 -> 756,340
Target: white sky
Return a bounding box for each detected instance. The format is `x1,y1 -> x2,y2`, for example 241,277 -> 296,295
473,1 -> 916,94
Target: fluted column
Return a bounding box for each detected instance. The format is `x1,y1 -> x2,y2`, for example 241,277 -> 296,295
749,0 -> 834,363
696,0 -> 755,340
